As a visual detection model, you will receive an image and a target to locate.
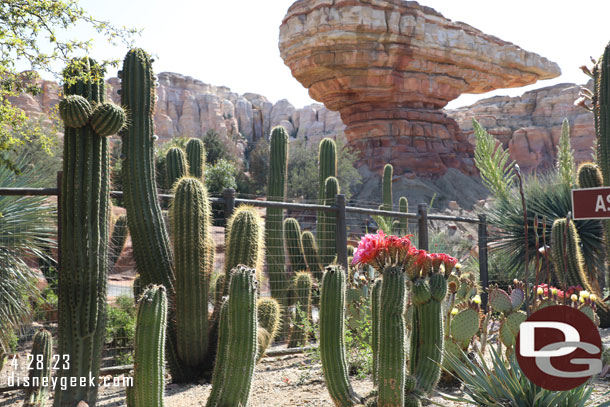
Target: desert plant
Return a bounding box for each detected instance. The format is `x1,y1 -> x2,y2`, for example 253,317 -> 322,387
284,218 -> 306,273
119,48 -> 187,381
398,197 -> 408,235
320,176 -> 340,266
55,56 -> 124,406
488,283 -> 527,357
382,163 -> 393,211
557,118 -> 575,186
133,285 -> 167,407
23,329 -> 52,407
205,158 -> 237,195
288,272 -> 312,348
301,230 -> 324,281
185,138 -> 206,180
577,162 -> 603,188
256,297 -> 281,360
165,147 -> 188,190
171,177 -> 214,367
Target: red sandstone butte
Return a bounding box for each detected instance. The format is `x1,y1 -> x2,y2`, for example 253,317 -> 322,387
279,0 -> 561,176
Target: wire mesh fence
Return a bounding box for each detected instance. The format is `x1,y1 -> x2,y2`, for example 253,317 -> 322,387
0,172 -> 490,366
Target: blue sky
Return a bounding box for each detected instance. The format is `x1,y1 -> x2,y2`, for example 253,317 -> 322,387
49,0 -> 610,109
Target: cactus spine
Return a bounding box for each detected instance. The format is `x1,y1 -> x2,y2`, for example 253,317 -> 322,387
551,218 -> 596,291
288,272 -> 312,348
165,147 -> 189,189
577,163 -> 603,188
378,268 -> 406,407
186,138 -> 206,180
171,177 -> 214,367
133,285 -> 168,407
399,197 -> 409,235
382,164 -> 393,211
319,266 -> 360,407
224,205 -> 265,291
265,126 -> 289,309
119,48 -> 187,381
320,176 -> 340,266
284,218 -> 307,272
216,266 -> 259,407
301,230 -> 324,281
23,329 -> 52,407
56,57 -> 118,406
109,214 -> 129,267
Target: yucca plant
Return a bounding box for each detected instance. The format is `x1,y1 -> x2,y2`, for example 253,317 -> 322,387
442,346 -> 594,407
0,159 -> 56,353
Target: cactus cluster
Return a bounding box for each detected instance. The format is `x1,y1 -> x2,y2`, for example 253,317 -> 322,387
488,282 -> 527,357
321,232 -> 458,406
56,56 -> 125,406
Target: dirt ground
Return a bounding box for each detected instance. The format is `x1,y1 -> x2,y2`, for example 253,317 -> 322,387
1,334 -> 609,407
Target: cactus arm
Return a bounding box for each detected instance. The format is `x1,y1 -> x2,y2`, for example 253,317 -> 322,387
165,147 -> 188,190
319,266 -> 360,407
186,138 -> 206,179
320,176 -> 340,266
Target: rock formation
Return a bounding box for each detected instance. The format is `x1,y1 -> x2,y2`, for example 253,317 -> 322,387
448,81 -> 595,172
279,0 -> 561,177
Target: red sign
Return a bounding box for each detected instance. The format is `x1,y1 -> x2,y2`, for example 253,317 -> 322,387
571,187 -> 610,220
516,305 -> 602,391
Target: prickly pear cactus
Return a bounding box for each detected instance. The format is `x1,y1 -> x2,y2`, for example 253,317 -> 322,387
488,282 -> 527,356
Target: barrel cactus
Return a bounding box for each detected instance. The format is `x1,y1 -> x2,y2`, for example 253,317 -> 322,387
577,162 -> 603,188
23,329 -> 52,407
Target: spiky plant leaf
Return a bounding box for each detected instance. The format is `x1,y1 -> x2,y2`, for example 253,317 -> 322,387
557,118 -> 576,187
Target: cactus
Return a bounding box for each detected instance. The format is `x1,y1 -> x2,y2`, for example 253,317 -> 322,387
577,163 -> 603,189
382,164 -> 393,212
133,274 -> 143,300
409,272 -> 447,393
23,329 -> 52,407
109,214 -> 129,268
224,205 -> 265,290
319,265 -> 360,406
165,147 -> 188,190
257,298 -> 281,360
320,176 -> 340,266
55,56 -> 120,406
399,197 -> 408,235
318,138 -> 338,204
133,285 -> 168,407
488,283 -> 527,356
378,267 -> 406,407
216,265 -> 259,407
551,218 -> 597,292
370,278 -> 381,386
284,218 -> 307,272
206,298 -> 229,407
288,272 -> 313,348
265,126 -> 289,316
302,230 -> 324,281
90,102 -> 126,137
119,48 -> 187,382
171,177 -> 214,367
186,138 -> 206,180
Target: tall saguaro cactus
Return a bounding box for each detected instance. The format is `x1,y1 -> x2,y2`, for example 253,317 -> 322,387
265,126 -> 289,307
133,285 -> 168,407
284,218 -> 307,272
172,177 -> 214,367
317,138 -> 338,261
320,176 -> 340,266
119,48 -> 187,381
186,138 -> 206,179
382,164 -> 393,211
56,57 -> 121,406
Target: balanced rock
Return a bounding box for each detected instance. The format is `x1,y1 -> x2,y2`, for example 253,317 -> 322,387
279,0 -> 561,177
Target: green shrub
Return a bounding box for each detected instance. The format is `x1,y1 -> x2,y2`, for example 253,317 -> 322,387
205,158 -> 237,195
105,295 -> 136,347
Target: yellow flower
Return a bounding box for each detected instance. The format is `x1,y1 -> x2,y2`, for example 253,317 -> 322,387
579,290 -> 590,299
472,295 -> 482,305
451,308 -> 459,316
551,288 -> 557,296
570,294 -> 578,302
536,287 -> 543,295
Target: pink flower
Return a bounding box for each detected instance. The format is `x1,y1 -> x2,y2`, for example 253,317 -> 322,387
352,230 -> 386,266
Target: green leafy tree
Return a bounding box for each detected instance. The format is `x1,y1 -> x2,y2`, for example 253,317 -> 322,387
287,136 -> 361,201
205,158 -> 237,195
0,0 -> 137,169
